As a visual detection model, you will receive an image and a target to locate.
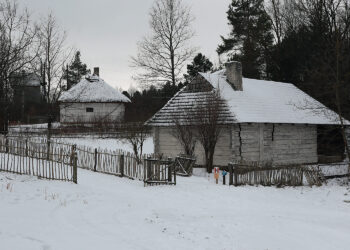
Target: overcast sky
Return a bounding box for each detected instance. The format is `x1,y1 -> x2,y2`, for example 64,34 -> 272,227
18,0 -> 231,90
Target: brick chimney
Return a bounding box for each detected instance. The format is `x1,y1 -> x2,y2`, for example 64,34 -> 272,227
225,61 -> 242,91
93,67 -> 100,77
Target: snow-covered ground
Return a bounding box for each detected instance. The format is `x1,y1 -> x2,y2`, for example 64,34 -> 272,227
57,136 -> 154,154
1,169 -> 350,250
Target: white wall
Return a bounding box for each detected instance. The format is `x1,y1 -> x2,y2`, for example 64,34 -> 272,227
60,103 -> 125,123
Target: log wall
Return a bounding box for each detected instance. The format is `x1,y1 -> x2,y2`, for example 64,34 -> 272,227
233,124 -> 318,165
154,127 -> 233,166
154,123 -> 318,167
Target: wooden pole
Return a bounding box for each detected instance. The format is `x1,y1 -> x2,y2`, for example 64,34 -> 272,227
229,164 -> 233,186
147,158 -> 152,181
46,139 -> 50,160
5,137 -> 8,153
173,162 -> 176,185
73,152 -> 78,184
94,148 -> 97,172
25,139 -> 28,157
120,154 -> 124,177
168,162 -> 172,183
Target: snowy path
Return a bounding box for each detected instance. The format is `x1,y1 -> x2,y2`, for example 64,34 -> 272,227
1,169 -> 350,250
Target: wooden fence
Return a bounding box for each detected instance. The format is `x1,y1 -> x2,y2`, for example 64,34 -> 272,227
0,136 -> 177,186
144,158 -> 176,186
0,136 -> 77,183
228,162 -> 324,187
74,144 -> 177,185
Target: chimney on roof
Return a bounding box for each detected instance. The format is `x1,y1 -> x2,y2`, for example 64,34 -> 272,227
93,67 -> 100,77
225,61 -> 242,91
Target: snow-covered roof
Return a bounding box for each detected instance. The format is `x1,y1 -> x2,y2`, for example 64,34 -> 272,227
59,75 -> 131,103
147,69 -> 347,126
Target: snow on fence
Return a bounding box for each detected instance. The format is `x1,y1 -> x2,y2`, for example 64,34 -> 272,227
0,137 -> 77,183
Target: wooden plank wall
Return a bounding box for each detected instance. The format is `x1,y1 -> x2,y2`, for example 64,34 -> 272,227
155,124 -> 318,167
233,124 -> 318,165
155,127 -> 233,166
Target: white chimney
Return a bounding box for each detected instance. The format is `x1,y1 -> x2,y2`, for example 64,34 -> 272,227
225,61 -> 242,91
93,67 -> 100,77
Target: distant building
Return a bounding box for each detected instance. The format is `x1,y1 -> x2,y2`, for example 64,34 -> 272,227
10,72 -> 45,123
58,68 -> 131,124
146,62 -> 349,166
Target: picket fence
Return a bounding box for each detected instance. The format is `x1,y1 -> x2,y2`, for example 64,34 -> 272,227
228,161 -> 324,187
0,136 -> 176,185
0,136 -> 76,183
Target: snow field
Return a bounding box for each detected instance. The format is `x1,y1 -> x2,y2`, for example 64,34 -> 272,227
1,168 -> 350,250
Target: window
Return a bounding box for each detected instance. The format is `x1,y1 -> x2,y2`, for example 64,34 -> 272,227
86,107 -> 94,113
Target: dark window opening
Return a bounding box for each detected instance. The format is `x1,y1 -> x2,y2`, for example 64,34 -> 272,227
86,107 -> 94,113
317,125 -> 345,163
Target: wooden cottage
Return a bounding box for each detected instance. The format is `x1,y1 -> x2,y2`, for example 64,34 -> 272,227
59,69 -> 130,124
146,62 -> 348,166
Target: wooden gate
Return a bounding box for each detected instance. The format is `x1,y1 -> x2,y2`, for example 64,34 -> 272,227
174,155 -> 196,176
144,158 -> 176,186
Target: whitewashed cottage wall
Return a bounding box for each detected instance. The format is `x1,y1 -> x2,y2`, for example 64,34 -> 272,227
154,124 -> 318,166
60,103 -> 125,123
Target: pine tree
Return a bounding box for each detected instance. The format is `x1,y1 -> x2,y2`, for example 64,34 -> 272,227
217,0 -> 273,79
65,51 -> 90,90
185,53 -> 213,82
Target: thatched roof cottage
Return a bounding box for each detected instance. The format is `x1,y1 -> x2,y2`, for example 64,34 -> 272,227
59,68 -> 130,124
146,62 -> 348,166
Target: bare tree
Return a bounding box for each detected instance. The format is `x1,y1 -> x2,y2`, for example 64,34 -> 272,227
266,0 -> 285,44
124,123 -> 149,164
131,0 -> 196,86
171,115 -> 197,156
194,90 -> 230,173
34,13 -> 73,141
294,0 -> 350,173
0,0 -> 38,135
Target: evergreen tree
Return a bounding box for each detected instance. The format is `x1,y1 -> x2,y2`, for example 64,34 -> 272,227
185,53 -> 213,82
217,0 -> 273,79
65,51 -> 90,89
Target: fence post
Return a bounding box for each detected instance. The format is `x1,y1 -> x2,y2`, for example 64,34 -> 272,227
94,148 -> 97,172
173,162 -> 176,185
143,157 -> 146,183
120,154 -> 124,177
25,139 -> 28,157
234,165 -> 238,187
147,157 -> 152,180
5,136 -> 9,153
73,152 -> 78,184
168,158 -> 172,183
229,164 -> 233,186
46,139 -> 51,160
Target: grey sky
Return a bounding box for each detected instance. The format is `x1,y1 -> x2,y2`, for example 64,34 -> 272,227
18,0 -> 231,90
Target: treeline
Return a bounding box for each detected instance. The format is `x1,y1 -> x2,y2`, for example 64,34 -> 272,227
124,52 -> 214,122
129,0 -> 350,122
123,82 -> 184,122
218,0 -> 350,120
